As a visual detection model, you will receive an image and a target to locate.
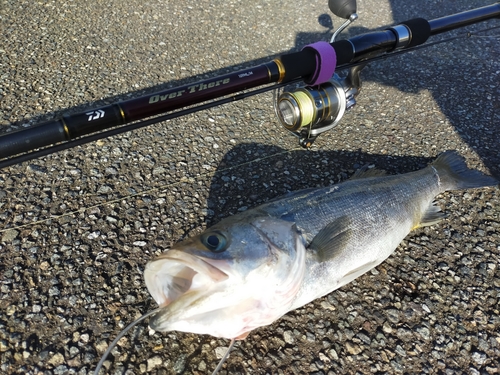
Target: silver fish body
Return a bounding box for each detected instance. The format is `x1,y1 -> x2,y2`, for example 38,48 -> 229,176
144,151 -> 497,339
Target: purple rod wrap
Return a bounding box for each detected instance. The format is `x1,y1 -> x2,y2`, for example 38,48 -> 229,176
302,41 -> 337,85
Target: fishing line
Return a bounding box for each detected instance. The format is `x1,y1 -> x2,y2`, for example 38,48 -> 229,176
211,338 -> 237,375
94,307 -> 162,375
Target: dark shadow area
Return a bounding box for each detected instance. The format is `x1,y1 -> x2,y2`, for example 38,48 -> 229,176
294,0 -> 500,178
381,0 -> 500,178
205,142 -> 434,226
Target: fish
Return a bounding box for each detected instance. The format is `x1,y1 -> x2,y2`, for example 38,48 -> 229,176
144,151 -> 497,339
95,151 -> 497,374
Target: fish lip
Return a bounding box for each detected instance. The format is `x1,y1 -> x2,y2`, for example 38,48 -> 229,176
144,249 -> 229,308
155,249 -> 229,280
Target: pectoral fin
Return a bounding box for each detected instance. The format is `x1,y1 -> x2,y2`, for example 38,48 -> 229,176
309,216 -> 352,262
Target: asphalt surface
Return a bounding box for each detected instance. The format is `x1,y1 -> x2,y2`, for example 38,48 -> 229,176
1,0 -> 499,374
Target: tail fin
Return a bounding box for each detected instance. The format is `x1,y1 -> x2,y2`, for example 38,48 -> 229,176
432,151 -> 498,191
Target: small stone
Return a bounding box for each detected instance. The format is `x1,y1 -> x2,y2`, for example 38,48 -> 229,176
2,229 -> 18,242
198,360 -> 207,371
67,356 -> 81,367
319,352 -> 330,363
6,305 -> 15,316
357,332 -> 371,345
0,340 -> 8,352
133,241 -> 147,247
390,360 -> 404,372
39,350 -> 49,360
97,185 -> 113,194
306,332 -> 316,342
382,321 -> 393,333
96,340 -> 108,353
471,351 -> 487,365
283,330 -> 294,344
329,348 -> 338,360
69,346 -> 79,358
173,354 -> 186,373
53,365 -> 68,375
124,295 -> 136,304
386,309 -> 400,323
215,346 -> 229,359
147,356 -> 162,371
80,333 -> 89,343
395,345 -> 406,357
152,167 -> 166,175
88,231 -> 100,240
345,341 -> 362,355
320,300 -> 336,311
416,326 -> 430,340
48,352 -> 65,367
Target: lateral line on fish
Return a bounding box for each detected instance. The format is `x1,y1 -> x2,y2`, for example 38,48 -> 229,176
0,147 -> 301,234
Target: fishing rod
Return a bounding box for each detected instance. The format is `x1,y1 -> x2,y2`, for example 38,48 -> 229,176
0,1 -> 499,170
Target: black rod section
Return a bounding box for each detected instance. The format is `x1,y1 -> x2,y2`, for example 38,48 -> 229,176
0,62 -> 280,160
429,3 -> 500,35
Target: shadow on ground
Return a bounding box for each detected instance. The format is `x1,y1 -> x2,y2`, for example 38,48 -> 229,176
205,143 -> 435,225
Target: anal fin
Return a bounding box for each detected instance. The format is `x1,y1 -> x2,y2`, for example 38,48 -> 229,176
414,201 -> 447,229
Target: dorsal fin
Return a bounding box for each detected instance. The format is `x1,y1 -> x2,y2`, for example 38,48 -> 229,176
350,165 -> 386,180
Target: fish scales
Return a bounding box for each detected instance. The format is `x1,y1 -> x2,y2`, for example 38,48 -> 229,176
142,151 -> 498,339
258,167 -> 442,308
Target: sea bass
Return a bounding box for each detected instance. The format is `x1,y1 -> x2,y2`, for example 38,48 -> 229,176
144,151 -> 497,340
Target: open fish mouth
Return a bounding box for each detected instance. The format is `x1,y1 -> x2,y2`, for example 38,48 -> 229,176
144,249 -> 229,308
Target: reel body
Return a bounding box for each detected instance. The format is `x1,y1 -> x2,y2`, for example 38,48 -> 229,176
275,70 -> 361,147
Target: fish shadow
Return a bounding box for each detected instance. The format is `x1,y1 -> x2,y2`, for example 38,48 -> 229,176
205,143 -> 434,226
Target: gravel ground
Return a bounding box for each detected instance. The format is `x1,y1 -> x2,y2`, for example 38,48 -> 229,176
1,0 -> 499,374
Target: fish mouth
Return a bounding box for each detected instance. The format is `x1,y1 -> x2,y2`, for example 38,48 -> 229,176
144,249 -> 229,308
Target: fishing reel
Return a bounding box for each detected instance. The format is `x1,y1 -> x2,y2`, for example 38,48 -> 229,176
274,68 -> 362,148
274,0 -> 362,148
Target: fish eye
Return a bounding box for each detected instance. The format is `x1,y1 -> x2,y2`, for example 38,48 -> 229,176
201,231 -> 228,253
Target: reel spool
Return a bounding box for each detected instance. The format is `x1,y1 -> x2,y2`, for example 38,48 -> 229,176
274,72 -> 360,147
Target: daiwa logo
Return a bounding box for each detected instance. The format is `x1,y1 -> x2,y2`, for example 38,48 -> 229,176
148,78 -> 231,104
86,109 -> 105,121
